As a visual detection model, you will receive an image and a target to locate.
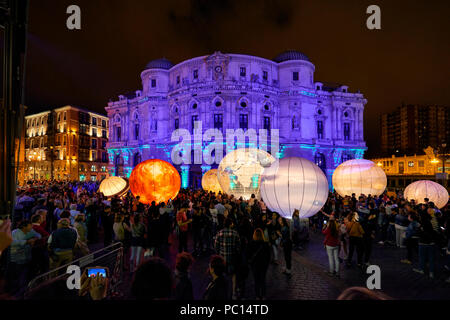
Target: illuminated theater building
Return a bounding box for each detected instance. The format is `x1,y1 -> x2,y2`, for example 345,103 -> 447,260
105,51 -> 367,189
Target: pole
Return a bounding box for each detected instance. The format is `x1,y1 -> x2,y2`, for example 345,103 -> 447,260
0,0 -> 29,222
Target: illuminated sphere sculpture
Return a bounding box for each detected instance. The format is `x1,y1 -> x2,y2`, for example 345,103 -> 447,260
217,148 -> 275,200
403,180 -> 449,209
99,176 -> 129,197
202,169 -> 222,194
332,159 -> 387,197
260,157 -> 329,219
129,159 -> 181,204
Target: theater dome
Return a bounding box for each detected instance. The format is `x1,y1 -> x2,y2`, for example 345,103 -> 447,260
144,58 -> 174,70
273,50 -> 310,63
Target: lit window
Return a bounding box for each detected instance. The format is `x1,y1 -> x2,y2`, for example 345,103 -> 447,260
91,165 -> 97,172
408,161 -> 414,167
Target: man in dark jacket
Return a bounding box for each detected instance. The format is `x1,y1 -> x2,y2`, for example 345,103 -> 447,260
413,212 -> 437,278
49,218 -> 78,269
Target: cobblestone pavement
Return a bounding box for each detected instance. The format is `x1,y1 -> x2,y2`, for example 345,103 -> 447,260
119,233 -> 343,300
299,231 -> 450,300
109,229 -> 450,300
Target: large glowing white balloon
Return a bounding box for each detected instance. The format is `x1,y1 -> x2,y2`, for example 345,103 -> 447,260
99,176 -> 129,197
403,180 -> 449,209
217,148 -> 275,200
260,157 -> 329,218
332,159 -> 386,197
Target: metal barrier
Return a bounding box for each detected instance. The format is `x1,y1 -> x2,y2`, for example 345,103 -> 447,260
24,242 -> 123,298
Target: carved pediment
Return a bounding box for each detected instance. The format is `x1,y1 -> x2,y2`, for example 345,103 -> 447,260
204,51 -> 231,81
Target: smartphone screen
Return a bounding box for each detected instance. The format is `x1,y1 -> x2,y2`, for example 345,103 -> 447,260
87,268 -> 107,278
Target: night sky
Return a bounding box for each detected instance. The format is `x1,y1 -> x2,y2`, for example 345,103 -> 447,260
14,0 -> 450,156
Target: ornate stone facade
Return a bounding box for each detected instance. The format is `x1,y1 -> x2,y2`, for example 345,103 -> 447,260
105,51 -> 367,188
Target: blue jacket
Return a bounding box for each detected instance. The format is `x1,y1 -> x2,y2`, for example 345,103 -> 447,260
405,221 -> 419,239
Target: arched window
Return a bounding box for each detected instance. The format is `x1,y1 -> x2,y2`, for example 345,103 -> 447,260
114,155 -> 124,176
315,153 -> 326,172
133,153 -> 142,167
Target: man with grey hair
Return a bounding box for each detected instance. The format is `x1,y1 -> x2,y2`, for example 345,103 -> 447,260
48,218 -> 78,269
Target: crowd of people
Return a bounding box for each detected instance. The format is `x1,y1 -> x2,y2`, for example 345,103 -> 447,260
0,179 -> 449,300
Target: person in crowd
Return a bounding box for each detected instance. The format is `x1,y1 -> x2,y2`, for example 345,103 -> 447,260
401,213 -> 420,264
345,212 -> 365,268
6,220 -> 41,295
279,216 -> 293,276
113,214 -> 125,243
361,204 -> 377,266
130,214 -> 146,273
48,218 -> 78,270
192,206 -> 205,256
247,228 -> 271,300
203,255 -> 229,300
68,203 -> 80,226
215,217 -> 240,299
131,257 -> 173,300
267,212 -> 281,264
323,215 -> 340,276
176,207 -> 192,253
395,208 -> 409,248
0,218 -> 12,257
339,216 -> 349,262
146,209 -> 162,258
74,214 -> 89,257
291,209 -> 301,250
414,209 -> 438,279
174,252 -> 194,300
102,206 -> 115,247
30,214 -> 50,277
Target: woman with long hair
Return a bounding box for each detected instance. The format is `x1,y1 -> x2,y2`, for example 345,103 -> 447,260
246,228 -> 271,299
323,216 -> 340,276
345,212 -> 365,268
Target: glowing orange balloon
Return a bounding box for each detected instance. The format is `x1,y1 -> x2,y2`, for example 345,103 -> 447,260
129,159 -> 181,204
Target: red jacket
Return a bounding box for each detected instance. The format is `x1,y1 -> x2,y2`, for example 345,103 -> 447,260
322,225 -> 340,247
32,224 -> 50,247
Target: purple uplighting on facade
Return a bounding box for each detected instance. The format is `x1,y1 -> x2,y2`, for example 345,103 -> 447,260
105,51 -> 367,189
